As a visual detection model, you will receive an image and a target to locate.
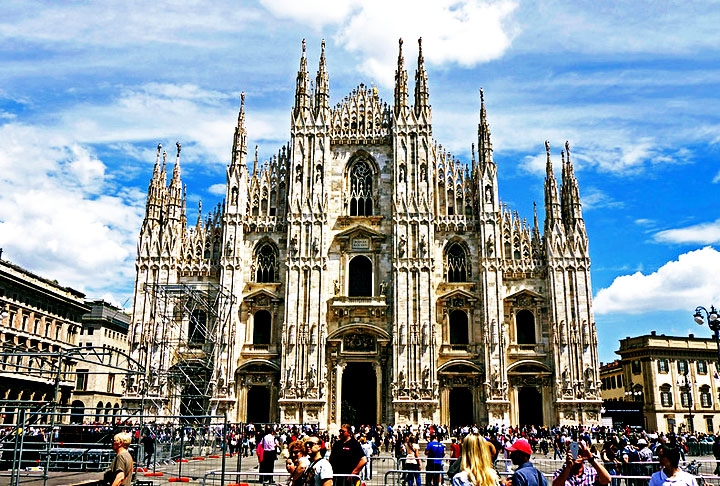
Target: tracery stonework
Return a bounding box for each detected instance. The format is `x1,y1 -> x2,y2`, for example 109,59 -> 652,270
126,38 -> 601,428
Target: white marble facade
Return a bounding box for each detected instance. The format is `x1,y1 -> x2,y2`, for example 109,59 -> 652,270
126,38 -> 602,428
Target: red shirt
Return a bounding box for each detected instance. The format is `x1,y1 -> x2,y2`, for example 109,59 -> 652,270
450,443 -> 461,458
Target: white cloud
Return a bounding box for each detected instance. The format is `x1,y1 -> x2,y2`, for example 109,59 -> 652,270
0,1 -> 259,47
338,0 -> 518,86
259,0 -> 519,87
58,83 -> 240,164
259,0 -> 356,29
654,220 -> 720,245
593,247 -> 720,314
208,184 -> 226,196
514,1 -> 720,57
578,188 -> 623,212
0,123 -> 145,302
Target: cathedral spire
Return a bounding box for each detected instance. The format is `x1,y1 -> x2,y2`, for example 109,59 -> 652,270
252,145 -> 259,177
414,37 -> 430,118
532,201 -> 541,244
231,92 -> 247,168
144,143 -> 165,224
314,39 -> 330,115
294,38 -> 310,118
561,140 -> 584,227
394,38 -> 409,118
172,142 -> 181,183
544,140 -> 562,230
153,143 -> 161,179
477,89 -> 494,173
160,147 -> 167,184
471,142 -> 476,174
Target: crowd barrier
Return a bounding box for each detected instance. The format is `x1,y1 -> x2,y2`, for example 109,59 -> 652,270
202,470 -> 362,486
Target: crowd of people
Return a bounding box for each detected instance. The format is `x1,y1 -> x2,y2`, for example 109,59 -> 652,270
3,419 -> 719,486
238,422 -> 718,486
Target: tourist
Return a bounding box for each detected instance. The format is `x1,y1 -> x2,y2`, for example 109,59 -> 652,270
505,438 -> 547,486
552,440 -> 611,486
451,434 -> 498,486
104,432 -> 134,486
649,443 -> 698,486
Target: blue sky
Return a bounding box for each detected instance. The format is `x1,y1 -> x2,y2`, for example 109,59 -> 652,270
1,0 -> 719,364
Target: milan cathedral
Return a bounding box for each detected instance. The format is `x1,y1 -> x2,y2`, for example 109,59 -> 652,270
125,38 -> 602,428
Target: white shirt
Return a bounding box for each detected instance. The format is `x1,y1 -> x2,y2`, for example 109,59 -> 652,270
649,469 -> 698,486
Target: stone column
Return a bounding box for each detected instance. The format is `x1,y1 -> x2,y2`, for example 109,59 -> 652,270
334,360 -> 346,425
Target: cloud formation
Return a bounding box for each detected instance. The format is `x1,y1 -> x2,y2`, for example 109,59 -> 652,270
654,220 -> 720,245
0,123 -> 145,304
261,0 -> 519,87
593,247 -> 720,315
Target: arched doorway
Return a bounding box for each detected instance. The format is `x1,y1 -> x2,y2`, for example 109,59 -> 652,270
341,362 -> 376,427
70,400 -> 85,424
449,388 -> 473,429
518,387 -> 543,426
247,386 -> 270,423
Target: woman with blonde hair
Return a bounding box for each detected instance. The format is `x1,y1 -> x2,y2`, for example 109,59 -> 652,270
451,434 -> 499,486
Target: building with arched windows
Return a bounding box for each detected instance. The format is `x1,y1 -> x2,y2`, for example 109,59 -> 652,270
126,39 -> 601,428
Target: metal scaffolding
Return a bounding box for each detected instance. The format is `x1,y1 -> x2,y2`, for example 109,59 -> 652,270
125,282 -> 236,420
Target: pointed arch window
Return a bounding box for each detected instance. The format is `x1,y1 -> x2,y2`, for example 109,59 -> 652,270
349,159 -> 373,216
446,243 -> 469,282
516,310 -> 536,344
348,255 -> 372,296
255,243 -> 278,283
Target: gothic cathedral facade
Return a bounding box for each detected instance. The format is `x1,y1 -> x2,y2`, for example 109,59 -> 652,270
126,39 -> 602,428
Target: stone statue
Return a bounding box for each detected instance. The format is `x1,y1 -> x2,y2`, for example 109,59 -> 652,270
419,235 -> 427,257
398,370 -> 406,389
398,234 -> 407,257
307,365 -> 317,388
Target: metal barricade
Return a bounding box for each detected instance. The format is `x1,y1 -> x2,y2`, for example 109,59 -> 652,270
367,456 -> 398,481
386,469 -> 461,486
202,470 -> 361,486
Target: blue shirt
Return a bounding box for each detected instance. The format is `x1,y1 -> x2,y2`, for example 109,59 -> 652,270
513,462 -> 548,486
425,440 -> 445,466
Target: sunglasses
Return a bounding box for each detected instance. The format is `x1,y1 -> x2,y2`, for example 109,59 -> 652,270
306,441 -> 320,447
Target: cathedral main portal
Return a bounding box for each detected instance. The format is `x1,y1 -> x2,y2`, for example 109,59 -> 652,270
341,362 -> 377,426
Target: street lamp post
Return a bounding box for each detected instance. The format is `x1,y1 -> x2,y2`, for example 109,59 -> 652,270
624,383 -> 643,428
694,305 -> 720,366
681,369 -> 694,434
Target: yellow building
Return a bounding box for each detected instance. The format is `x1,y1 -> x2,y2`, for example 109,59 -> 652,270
602,331 -> 720,433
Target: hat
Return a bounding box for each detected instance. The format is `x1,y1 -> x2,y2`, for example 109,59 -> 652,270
506,439 -> 532,456
637,439 -> 648,446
